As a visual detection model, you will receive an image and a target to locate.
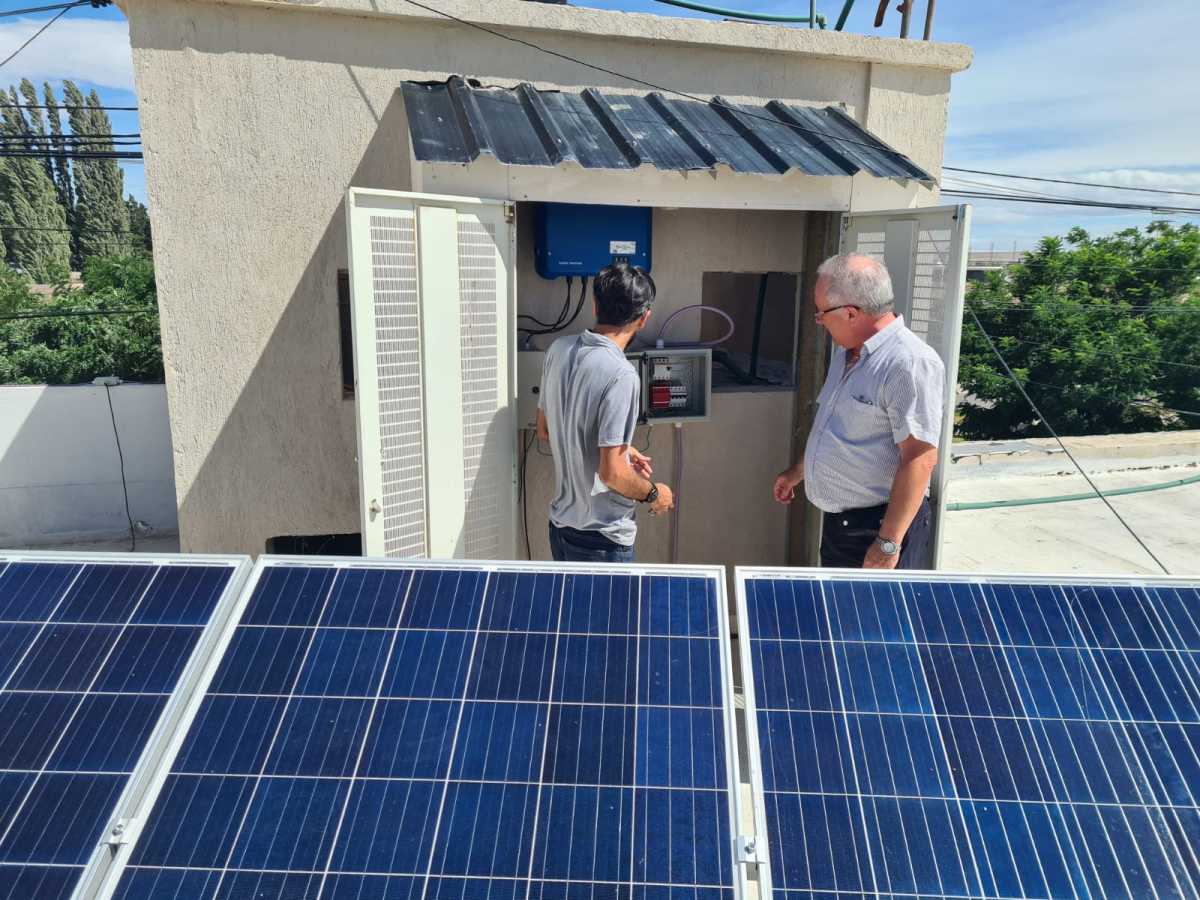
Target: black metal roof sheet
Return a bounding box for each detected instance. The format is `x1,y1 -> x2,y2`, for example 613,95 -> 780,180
401,76 -> 933,183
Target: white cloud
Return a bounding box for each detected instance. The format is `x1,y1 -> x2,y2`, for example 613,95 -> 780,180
969,207 -> 1033,226
941,0 -> 1200,246
947,0 -> 1200,175
1075,169 -> 1200,189
0,16 -> 132,91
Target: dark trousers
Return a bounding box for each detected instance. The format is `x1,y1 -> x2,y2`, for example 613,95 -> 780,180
820,497 -> 932,570
548,523 -> 636,563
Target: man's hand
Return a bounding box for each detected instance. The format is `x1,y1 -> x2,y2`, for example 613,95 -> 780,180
629,448 -> 653,479
773,465 -> 802,504
863,542 -> 901,570
648,482 -> 674,516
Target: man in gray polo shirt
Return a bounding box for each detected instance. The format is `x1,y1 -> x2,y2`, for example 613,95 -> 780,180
773,254 -> 944,569
537,263 -> 675,562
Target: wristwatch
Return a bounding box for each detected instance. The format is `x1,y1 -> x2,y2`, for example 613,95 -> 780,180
875,535 -> 900,556
641,483 -> 659,504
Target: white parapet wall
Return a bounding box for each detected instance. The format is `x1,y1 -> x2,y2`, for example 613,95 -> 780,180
0,384 -> 178,548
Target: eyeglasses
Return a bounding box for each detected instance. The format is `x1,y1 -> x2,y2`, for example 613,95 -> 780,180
814,303 -> 859,322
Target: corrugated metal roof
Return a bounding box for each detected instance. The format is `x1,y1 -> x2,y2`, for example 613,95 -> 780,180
401,76 -> 933,183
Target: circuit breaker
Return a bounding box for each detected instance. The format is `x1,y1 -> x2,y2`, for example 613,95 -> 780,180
517,347 -> 711,428
632,348 -> 711,423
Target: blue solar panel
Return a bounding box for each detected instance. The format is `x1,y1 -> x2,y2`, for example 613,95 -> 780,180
739,570 -> 1200,899
0,555 -> 245,900
114,560 -> 741,900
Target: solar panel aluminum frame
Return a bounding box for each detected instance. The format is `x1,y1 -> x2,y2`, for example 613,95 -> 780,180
733,564 -> 1200,900
91,555 -> 754,900
11,551 -> 259,900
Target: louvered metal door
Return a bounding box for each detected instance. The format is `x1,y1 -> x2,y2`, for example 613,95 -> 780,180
346,188 -> 516,559
841,204 -> 972,568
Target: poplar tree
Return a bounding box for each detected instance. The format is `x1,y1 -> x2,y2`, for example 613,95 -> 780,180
0,97 -> 70,280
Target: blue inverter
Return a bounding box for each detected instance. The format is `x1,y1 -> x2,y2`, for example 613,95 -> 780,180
534,202 -> 652,279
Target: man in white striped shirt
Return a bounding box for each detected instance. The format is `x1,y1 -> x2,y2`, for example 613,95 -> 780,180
773,254 -> 944,569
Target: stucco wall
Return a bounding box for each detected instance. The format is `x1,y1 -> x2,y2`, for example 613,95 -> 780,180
121,0 -> 966,556
0,384 -> 177,547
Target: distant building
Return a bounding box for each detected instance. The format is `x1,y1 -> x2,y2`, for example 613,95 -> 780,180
966,249 -> 1025,282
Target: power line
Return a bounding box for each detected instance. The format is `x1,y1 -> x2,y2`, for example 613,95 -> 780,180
1130,400 -> 1200,419
941,189 -> 1200,216
977,333 -> 1200,371
0,2 -> 91,18
0,139 -> 143,148
0,3 -> 74,71
102,381 -> 136,552
945,166 -> 1200,200
0,149 -> 142,159
0,101 -> 137,112
0,224 -> 137,233
1007,377 -> 1200,420
0,307 -> 149,321
0,131 -> 140,139
970,303 -> 1200,316
389,0 -> 1200,208
966,306 -> 1172,575
945,174 -> 1069,203
967,260 -> 1199,275
969,295 -> 1200,313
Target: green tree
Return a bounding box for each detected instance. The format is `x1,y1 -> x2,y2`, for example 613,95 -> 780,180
0,264 -> 31,316
17,80 -> 53,186
125,195 -> 152,252
958,223 -> 1200,438
64,81 -> 129,262
0,253 -> 161,384
42,82 -> 75,261
0,94 -> 71,280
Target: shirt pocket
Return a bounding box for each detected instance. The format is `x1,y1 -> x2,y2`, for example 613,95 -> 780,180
833,388 -> 892,444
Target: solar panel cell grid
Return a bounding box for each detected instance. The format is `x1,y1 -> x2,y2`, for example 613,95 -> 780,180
741,572 -> 1200,900
0,556 -> 242,900
115,561 -> 739,900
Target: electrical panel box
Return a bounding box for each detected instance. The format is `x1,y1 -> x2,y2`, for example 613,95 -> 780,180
632,348 -> 711,424
517,347 -> 711,429
534,203 -> 652,279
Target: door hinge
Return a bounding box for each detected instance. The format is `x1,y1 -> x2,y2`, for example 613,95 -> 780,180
735,835 -> 763,866
106,818 -> 134,847
503,202 -> 515,224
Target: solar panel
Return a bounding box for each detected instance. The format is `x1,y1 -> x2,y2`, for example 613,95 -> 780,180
111,558 -> 746,900
0,552 -> 249,900
738,568 -> 1200,899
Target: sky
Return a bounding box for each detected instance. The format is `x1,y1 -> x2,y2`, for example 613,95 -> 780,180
0,0 -> 1196,250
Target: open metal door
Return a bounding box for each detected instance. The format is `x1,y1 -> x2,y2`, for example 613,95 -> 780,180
346,188 -> 516,559
841,203 -> 972,568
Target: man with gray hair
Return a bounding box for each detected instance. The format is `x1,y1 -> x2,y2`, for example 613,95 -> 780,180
773,253 -> 944,569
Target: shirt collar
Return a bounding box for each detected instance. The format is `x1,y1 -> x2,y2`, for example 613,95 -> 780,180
582,329 -> 626,357
862,315 -> 905,356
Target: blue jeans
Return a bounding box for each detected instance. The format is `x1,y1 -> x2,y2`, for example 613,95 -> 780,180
548,523 -> 635,563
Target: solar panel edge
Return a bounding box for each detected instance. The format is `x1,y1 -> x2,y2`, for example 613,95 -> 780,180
68,553 -> 253,900
732,570 -> 778,900
711,567 -> 753,900
103,558 -> 746,900
734,565 -> 1200,900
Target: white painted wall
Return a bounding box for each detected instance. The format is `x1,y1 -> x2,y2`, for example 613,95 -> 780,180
0,385 -> 178,547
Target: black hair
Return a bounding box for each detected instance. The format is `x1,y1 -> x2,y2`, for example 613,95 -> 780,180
592,262 -> 656,326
